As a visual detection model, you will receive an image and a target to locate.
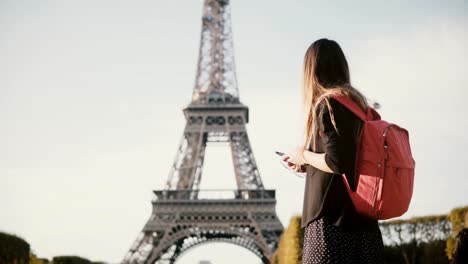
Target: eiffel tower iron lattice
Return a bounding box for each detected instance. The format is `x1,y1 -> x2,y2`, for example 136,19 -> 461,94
122,0 -> 283,263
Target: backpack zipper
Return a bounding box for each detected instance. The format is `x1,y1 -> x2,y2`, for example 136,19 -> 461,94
372,162 -> 382,213
373,125 -> 393,214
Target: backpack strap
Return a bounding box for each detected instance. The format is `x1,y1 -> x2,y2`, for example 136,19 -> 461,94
330,95 -> 381,121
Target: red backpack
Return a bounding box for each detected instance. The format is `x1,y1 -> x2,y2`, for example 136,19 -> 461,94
330,95 -> 415,220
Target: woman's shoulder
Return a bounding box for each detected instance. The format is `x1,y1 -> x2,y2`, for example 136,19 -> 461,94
315,95 -> 363,134
316,95 -> 353,116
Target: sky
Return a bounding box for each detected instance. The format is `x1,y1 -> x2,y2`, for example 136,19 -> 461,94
1,0 -> 467,263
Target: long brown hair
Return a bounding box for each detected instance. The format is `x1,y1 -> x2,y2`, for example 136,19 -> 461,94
301,38 -> 369,151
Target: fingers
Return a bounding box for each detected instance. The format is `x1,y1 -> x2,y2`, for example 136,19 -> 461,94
284,157 -> 299,167
282,153 -> 296,163
281,154 -> 303,172
290,163 -> 306,172
282,154 -> 295,164
286,160 -> 296,169
291,164 -> 300,171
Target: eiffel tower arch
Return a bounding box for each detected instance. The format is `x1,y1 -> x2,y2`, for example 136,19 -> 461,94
122,0 -> 283,263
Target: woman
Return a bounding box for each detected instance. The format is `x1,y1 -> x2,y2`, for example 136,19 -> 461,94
282,38 -> 384,263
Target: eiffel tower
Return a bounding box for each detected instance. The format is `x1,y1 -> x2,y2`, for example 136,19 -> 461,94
122,0 -> 283,263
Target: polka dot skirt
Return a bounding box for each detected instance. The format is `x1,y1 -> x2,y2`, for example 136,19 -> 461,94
302,216 -> 384,264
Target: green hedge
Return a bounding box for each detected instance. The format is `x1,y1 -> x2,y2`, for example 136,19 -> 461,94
383,239 -> 449,264
52,256 -> 93,264
0,232 -> 30,264
0,232 -> 103,264
379,215 -> 451,264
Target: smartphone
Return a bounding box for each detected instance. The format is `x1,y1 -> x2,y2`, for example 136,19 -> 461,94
275,151 -> 285,156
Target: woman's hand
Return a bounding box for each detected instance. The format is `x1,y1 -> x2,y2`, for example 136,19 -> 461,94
282,145 -> 307,170
282,158 -> 307,173
294,163 -> 308,173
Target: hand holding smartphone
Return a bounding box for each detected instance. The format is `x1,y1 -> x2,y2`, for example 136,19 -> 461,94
275,150 -> 306,178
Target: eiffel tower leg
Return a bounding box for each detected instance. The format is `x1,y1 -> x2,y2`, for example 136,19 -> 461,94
165,123 -> 207,192
230,128 -> 263,190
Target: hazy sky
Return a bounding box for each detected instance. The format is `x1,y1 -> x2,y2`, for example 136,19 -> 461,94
1,0 -> 467,263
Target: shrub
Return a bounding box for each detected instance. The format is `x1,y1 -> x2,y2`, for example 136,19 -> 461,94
52,256 -> 93,264
445,205 -> 468,260
0,232 -> 30,264
272,216 -> 303,264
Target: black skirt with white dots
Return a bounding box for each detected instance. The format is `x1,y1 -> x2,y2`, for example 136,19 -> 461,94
302,216 -> 384,264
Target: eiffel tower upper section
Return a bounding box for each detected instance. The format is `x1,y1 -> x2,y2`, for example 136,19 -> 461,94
191,0 -> 240,106
164,0 -> 263,192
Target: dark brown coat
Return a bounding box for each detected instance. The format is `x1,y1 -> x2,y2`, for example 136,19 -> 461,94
301,97 -> 380,232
